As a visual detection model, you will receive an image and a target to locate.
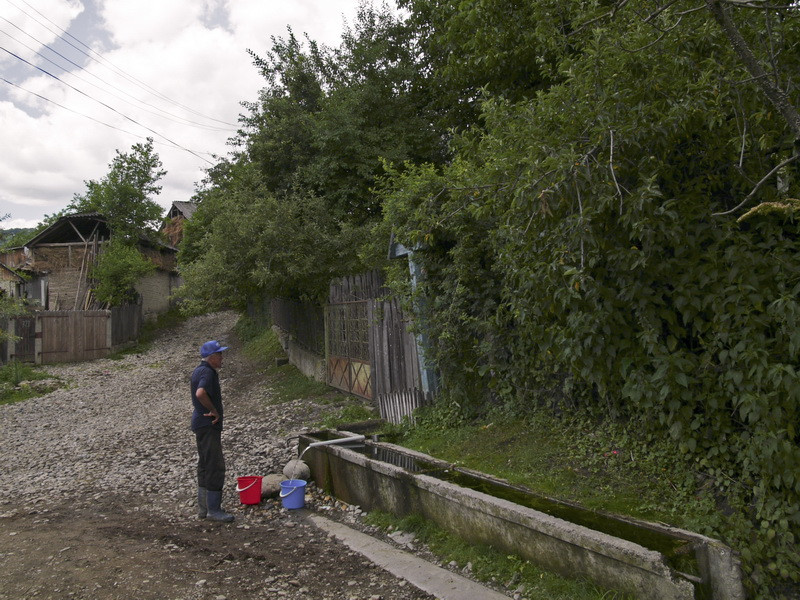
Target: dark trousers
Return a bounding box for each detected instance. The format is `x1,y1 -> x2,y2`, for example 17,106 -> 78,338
195,427 -> 225,491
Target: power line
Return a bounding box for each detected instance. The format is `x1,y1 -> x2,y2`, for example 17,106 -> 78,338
0,45 -> 217,166
0,76 -> 219,159
2,0 -> 238,127
2,75 -> 152,139
0,22 -> 236,133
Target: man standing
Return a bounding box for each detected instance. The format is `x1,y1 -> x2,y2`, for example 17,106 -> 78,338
191,340 -> 234,522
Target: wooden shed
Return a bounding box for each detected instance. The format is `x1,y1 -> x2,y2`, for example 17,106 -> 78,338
0,212 -> 179,318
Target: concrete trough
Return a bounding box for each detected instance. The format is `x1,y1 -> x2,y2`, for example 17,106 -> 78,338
299,431 -> 744,600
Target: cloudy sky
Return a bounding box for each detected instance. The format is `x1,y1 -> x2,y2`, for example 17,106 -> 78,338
0,0 -> 371,229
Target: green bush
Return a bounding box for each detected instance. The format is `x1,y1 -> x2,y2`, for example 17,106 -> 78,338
91,238 -> 156,306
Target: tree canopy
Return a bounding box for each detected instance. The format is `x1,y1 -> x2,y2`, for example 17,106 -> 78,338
179,3 -> 444,306
69,137 -> 166,242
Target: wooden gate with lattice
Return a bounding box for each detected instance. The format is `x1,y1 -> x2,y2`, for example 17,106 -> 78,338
325,300 -> 373,399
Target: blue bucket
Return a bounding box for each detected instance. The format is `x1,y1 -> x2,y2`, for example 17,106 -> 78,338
279,479 -> 307,509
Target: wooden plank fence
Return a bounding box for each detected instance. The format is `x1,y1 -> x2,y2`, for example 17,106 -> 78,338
2,304 -> 142,365
39,311 -> 109,364
326,300 -> 372,399
323,271 -> 433,423
111,303 -> 142,347
329,270 -> 389,303
369,298 -> 432,423
272,298 -> 324,355
245,271 -> 436,424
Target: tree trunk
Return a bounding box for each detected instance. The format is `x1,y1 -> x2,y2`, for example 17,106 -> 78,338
705,0 -> 800,139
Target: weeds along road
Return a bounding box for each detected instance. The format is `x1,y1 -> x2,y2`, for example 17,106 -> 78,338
0,311 -> 435,600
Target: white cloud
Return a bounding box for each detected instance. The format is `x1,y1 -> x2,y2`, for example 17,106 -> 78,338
0,0 -> 84,65
0,0 -> 370,228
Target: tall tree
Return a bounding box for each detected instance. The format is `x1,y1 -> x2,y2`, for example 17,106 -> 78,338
69,137 -> 166,241
181,2 -> 445,305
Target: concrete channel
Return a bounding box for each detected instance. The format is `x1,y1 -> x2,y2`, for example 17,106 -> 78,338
298,431 -> 745,600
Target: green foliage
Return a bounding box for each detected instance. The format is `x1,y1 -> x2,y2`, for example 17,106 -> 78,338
364,510 -> 630,599
0,361 -> 56,405
380,2 -> 800,596
236,317 -> 334,403
69,138 -> 166,242
0,227 -> 34,249
90,238 -> 156,306
179,3 -> 445,308
0,295 -> 26,344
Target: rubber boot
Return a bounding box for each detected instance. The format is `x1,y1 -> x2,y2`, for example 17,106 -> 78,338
206,490 -> 234,522
197,486 -> 208,519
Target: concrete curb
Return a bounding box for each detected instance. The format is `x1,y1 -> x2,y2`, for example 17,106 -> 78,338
302,511 -> 511,600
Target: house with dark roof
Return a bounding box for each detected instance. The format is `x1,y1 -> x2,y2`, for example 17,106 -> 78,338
0,212 -> 179,319
0,262 -> 25,298
162,201 -> 197,246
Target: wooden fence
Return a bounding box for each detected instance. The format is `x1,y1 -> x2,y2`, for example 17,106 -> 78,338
111,303 -> 142,347
2,304 -> 142,365
326,300 -> 373,399
323,271 -> 433,423
272,298 -> 325,355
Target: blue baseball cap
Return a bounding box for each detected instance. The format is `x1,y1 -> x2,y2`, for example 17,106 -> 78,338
200,340 -> 229,357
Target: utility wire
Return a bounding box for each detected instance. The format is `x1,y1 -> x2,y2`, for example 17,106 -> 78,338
1,45 -> 216,165
0,23 -> 235,132
1,75 -> 159,142
0,76 -> 218,159
3,0 -> 237,127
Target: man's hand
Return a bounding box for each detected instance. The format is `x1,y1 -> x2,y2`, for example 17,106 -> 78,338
203,409 -> 220,425
197,387 -> 219,424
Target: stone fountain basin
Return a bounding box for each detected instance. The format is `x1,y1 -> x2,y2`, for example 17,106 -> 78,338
299,431 -> 744,600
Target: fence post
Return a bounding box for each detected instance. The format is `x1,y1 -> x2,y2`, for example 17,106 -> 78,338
106,310 -> 113,354
34,315 -> 42,365
323,304 -> 330,386
6,318 -> 14,363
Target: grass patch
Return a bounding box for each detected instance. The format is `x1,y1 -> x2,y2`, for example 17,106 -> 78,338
392,408 -> 711,530
364,510 -> 630,600
316,398 -> 377,429
0,360 -> 58,405
236,317 -> 340,404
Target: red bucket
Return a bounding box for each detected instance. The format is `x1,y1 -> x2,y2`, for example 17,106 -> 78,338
235,476 -> 263,505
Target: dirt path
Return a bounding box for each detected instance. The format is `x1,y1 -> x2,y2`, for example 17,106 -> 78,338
0,312 -> 435,600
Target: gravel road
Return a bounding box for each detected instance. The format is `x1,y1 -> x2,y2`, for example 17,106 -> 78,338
0,311 -> 440,600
